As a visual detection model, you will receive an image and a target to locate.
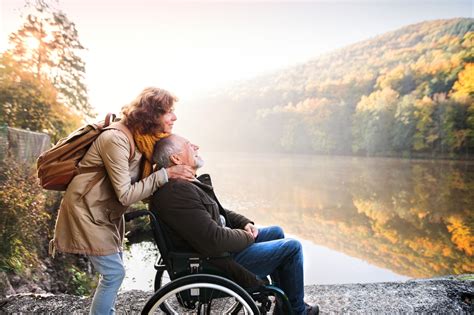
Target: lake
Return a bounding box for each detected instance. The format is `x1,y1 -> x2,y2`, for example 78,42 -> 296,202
122,152 -> 474,291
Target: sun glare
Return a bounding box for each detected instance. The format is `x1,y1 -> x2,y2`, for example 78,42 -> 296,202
24,36 -> 40,51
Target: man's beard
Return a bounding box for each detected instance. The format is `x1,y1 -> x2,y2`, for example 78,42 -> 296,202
194,156 -> 205,169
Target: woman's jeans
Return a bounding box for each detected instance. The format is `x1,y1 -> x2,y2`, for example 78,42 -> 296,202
88,252 -> 125,315
233,226 -> 306,315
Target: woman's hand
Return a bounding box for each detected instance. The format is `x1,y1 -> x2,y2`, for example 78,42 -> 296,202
165,165 -> 195,181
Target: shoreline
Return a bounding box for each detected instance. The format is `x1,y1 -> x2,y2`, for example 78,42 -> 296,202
1,275 -> 472,314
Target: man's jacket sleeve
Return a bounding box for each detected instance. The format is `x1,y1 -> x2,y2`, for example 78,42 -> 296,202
224,209 -> 253,230
158,181 -> 255,256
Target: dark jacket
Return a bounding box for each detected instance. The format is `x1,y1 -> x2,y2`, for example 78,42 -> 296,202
151,174 -> 262,288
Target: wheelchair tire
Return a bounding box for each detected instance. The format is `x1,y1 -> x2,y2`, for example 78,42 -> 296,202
153,269 -> 174,313
142,274 -> 260,315
154,269 -> 171,292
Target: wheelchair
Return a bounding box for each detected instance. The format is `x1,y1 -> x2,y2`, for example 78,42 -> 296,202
125,209 -> 294,314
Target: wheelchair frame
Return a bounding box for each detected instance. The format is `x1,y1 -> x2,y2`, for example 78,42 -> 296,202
125,209 -> 294,314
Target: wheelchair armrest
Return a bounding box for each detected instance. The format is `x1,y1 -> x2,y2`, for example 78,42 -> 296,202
167,251 -> 231,278
168,251 -> 231,261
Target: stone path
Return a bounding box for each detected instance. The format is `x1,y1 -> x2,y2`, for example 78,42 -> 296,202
1,275 -> 472,314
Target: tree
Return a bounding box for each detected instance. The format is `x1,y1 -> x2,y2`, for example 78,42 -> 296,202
353,88 -> 399,155
6,0 -> 94,118
392,94 -> 417,154
0,54 -> 54,132
452,63 -> 474,99
0,53 -> 82,140
413,96 -> 436,153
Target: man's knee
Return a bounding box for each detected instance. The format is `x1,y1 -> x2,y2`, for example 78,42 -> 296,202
267,226 -> 285,239
273,226 -> 285,239
283,238 -> 302,251
280,238 -> 303,260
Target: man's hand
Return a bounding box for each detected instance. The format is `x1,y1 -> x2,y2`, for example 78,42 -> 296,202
244,223 -> 258,239
165,165 -> 195,181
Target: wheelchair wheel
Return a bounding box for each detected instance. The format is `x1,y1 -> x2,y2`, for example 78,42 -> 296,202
154,269 -> 171,292
153,263 -> 173,313
142,274 -> 260,315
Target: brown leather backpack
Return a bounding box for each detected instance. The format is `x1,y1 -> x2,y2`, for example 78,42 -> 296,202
37,113 -> 135,191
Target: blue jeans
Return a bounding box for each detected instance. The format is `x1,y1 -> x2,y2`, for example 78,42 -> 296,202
233,226 -> 306,315
88,252 -> 125,315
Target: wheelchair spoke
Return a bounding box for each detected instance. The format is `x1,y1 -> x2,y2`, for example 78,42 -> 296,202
196,301 -> 208,315
142,274 -> 259,315
224,299 -> 243,315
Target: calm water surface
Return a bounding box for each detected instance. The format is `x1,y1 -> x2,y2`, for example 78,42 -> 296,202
122,152 -> 473,291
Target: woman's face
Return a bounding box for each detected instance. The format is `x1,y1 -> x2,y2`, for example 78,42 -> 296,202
158,109 -> 177,133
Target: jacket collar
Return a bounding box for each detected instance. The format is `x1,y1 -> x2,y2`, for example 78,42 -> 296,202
192,173 -> 214,192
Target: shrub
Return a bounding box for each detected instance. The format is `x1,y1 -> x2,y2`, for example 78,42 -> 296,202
68,265 -> 97,296
0,158 -> 50,274
0,158 -> 97,296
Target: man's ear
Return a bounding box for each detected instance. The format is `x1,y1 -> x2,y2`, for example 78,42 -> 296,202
169,154 -> 182,165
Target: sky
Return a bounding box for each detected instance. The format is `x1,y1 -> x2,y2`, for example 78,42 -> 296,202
0,0 -> 472,122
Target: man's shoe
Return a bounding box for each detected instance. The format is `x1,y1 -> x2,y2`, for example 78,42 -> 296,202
305,302 -> 319,315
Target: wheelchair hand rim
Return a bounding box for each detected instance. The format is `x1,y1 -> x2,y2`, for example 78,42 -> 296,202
148,282 -> 255,314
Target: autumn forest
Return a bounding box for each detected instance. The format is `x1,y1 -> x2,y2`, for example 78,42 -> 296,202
186,18 -> 474,159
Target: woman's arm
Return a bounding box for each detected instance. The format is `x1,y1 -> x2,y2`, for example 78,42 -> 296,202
98,130 -> 166,206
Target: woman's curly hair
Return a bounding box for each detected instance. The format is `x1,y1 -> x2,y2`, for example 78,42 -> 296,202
121,87 -> 178,135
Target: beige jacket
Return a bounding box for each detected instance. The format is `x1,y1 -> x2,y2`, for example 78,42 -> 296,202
51,129 -> 167,256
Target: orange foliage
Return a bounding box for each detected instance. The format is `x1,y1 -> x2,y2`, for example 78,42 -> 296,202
452,63 -> 474,99
446,215 -> 474,256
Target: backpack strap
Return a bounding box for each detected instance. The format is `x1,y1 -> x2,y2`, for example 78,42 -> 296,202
104,113 -> 116,127
104,122 -> 136,161
80,170 -> 107,199
79,121 -> 136,199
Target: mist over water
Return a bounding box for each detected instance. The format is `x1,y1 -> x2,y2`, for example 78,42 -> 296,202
123,152 -> 473,290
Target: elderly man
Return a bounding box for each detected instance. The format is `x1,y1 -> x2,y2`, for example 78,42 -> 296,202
151,134 -> 318,315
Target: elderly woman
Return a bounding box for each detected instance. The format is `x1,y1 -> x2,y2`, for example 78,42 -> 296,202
50,87 -> 194,315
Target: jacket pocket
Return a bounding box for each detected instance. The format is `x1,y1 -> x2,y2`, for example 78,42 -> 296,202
202,199 -> 220,222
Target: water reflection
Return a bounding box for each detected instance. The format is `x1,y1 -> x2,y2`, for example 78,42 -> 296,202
199,153 -> 474,278
123,236 -> 408,291
124,153 -> 473,289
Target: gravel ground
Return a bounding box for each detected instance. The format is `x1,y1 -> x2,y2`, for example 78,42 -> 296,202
1,275 -> 472,314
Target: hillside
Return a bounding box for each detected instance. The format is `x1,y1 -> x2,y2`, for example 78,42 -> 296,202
183,18 -> 473,157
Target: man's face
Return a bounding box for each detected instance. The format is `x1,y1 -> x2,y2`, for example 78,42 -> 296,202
173,136 -> 204,169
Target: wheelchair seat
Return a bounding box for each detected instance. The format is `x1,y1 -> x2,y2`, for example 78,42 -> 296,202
125,209 -> 293,314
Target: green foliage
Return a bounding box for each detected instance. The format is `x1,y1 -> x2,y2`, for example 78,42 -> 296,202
124,202 -> 153,244
0,1 -> 97,294
412,94 -> 473,155
391,94 -> 417,154
0,159 -> 96,295
353,88 -> 399,155
68,265 -> 96,296
0,159 -> 50,274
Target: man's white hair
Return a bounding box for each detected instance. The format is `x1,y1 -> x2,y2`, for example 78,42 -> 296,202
152,135 -> 181,169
